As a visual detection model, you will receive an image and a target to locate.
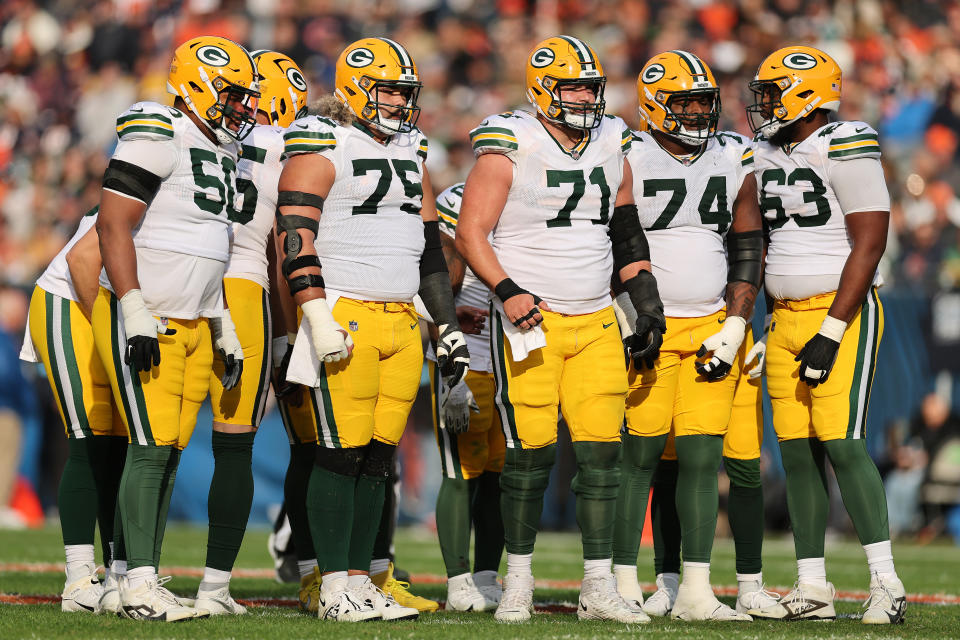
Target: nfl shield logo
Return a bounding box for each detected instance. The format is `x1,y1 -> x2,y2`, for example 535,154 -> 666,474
349,321 -> 358,331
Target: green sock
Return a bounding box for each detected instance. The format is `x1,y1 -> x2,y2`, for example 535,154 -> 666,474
613,433 -> 668,565
284,443 -> 316,562
779,438 -> 828,559
500,445 -> 555,556
205,431 -> 256,572
674,434 -> 723,563
119,444 -> 174,570
348,473 -> 386,571
823,439 -> 890,545
651,459 -> 681,575
724,456 -> 763,575
437,477 -> 472,577
306,464 -> 355,573
372,472 -> 398,562
472,471 -> 504,573
572,441 -> 621,560
152,448 -> 180,569
58,438 -> 99,547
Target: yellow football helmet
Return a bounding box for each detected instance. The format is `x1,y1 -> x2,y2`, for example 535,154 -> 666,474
637,50 -> 720,145
251,50 -> 308,128
335,37 -> 421,135
526,35 -> 606,130
167,36 -> 259,144
747,45 -> 841,137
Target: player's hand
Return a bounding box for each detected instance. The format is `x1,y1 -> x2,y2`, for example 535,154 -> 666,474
796,333 -> 841,387
211,309 -> 244,390
456,305 -> 488,335
119,288 -> 176,373
744,314 -> 771,379
628,313 -> 665,370
696,316 -> 747,381
503,294 -> 551,330
437,323 -> 470,387
439,377 -> 479,434
272,335 -> 303,407
301,298 -> 354,363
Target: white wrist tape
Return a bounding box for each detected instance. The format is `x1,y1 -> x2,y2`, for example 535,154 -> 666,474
818,315 -> 848,342
301,298 -> 338,333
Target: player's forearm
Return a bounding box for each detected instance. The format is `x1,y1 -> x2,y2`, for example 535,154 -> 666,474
69,260 -> 101,318
455,229 -> 509,292
97,222 -> 139,299
268,235 -> 299,338
829,244 -> 884,323
441,233 -> 465,294
725,281 -> 758,321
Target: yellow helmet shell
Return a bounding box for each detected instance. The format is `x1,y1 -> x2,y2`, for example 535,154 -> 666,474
525,35 -> 606,130
747,45 -> 841,137
251,50 -> 308,129
167,35 -> 259,143
637,50 -> 720,145
334,37 -> 421,135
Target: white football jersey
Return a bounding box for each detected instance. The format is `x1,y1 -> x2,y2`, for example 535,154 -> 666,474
36,208 -> 99,303
225,124 -> 284,289
100,101 -> 241,318
426,182 -> 492,373
282,115 -> 428,302
470,110 -> 632,315
628,130 -> 754,317
755,120 -> 887,300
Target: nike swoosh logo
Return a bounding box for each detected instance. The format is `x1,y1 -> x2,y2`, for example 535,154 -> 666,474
129,106 -> 143,112
602,322 -> 614,329
445,197 -> 455,207
855,127 -> 867,133
410,323 -> 418,330
296,123 -> 309,129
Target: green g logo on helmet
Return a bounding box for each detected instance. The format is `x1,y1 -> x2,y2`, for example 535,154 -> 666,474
196,45 -> 231,67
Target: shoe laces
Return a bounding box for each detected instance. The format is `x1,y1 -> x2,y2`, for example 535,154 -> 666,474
155,576 -> 183,606
863,580 -> 895,611
741,583 -> 780,607
783,582 -> 809,610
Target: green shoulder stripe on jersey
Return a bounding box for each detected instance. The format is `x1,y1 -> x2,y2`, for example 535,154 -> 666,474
830,132 -> 879,146
828,145 -> 881,159
83,206 -> 99,217
117,111 -> 173,126
283,129 -> 337,142
240,144 -> 267,163
621,127 -> 632,152
741,148 -> 755,166
282,129 -> 337,158
472,138 -> 519,151
436,202 -> 458,231
470,126 -> 517,138
116,124 -> 175,139
418,138 -> 428,160
282,143 -> 335,158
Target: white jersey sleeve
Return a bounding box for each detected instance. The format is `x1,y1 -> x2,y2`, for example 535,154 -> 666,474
225,125 -> 285,289
35,208 -> 99,302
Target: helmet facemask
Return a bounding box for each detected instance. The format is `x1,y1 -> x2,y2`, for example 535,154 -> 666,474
178,69 -> 259,144
661,88 -> 720,146
351,76 -> 422,135
540,77 -> 606,130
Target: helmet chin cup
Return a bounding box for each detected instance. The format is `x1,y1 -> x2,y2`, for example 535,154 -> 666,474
214,126 -> 236,145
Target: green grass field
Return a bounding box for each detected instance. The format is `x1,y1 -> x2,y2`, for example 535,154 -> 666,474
1,524 -> 959,639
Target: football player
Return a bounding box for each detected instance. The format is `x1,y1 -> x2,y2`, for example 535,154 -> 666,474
456,36 -> 664,624
610,50 -> 769,621
190,49 -> 310,615
427,183 -> 505,611
19,207 -> 127,614
743,45 -> 905,624
91,36 -> 258,621
275,37 -> 467,622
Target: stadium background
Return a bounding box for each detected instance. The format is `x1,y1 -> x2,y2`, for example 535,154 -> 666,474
0,0 -> 958,542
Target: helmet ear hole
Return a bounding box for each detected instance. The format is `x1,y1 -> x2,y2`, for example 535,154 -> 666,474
345,86 -> 357,97
189,81 -> 204,94
797,89 -> 813,99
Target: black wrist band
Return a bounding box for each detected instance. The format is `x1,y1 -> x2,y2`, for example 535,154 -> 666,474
494,278 -> 526,302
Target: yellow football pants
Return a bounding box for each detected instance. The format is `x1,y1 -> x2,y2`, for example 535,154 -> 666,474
209,278 -> 272,427
429,365 -> 505,479
28,286 -> 125,438
91,287 -> 212,449
491,305 -> 627,449
314,298 -> 423,449
766,288 -> 883,442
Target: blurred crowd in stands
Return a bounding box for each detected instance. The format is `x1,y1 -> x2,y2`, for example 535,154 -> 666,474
1,0 -> 960,538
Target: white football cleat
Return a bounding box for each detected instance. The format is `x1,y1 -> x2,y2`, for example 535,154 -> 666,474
473,571 -> 502,608
614,569 -> 645,614
119,575 -> 198,622
861,574 -> 906,624
352,576 -> 418,621
578,575 -> 650,623
748,581 -> 836,621
642,573 -> 678,617
671,582 -> 752,621
97,572 -> 121,615
736,580 -> 781,614
195,584 -> 247,615
319,575 -> 381,622
494,573 -> 535,623
446,574 -> 489,612
62,567 -> 103,613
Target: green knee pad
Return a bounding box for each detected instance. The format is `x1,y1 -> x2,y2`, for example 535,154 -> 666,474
572,441 -> 620,560
500,444 -> 555,556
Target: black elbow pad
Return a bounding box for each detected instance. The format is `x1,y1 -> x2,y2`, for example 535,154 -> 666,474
608,204 -> 650,271
727,230 -> 763,288
102,159 -> 162,205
